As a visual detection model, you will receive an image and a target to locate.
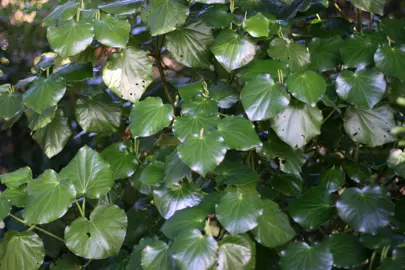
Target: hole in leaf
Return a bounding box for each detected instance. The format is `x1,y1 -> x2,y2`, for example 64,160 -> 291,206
353,132 -> 358,136
86,232 -> 91,238
281,160 -> 286,164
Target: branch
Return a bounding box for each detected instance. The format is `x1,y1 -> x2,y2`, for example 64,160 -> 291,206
155,36 -> 175,107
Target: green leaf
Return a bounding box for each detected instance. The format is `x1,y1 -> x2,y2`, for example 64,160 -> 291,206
50,254 -> 82,270
76,93 -> 122,133
271,101 -> 323,148
343,161 -> 372,183
243,13 -> 270,38
25,106 -> 57,131
127,237 -> 158,270
217,234 -> 255,270
0,231 -> 45,270
95,14 -> 130,48
348,0 -> 384,15
318,167 -> 345,193
2,186 -> 26,208
340,34 -> 379,68
172,229 -> 218,270
166,21 -> 213,68
286,70 -> 326,105
194,0 -> 227,3
178,131 -> 227,177
23,169 -> 76,225
173,114 -> 219,142
252,200 -> 295,248
280,242 -> 333,270
218,116 -> 261,151
200,5 -> 234,29
141,0 -> 189,36
178,80 -> 205,100
0,167 -> 31,189
288,186 -> 333,229
271,174 -> 302,196
102,47 -> 152,103
141,240 -> 174,270
161,207 -> 207,238
215,186 -> 263,234
164,149 -> 192,186
53,62 -> 93,82
0,92 -> 23,121
182,94 -> 218,116
0,195 -> 10,221
267,38 -> 310,72
153,183 -> 204,219
336,68 -> 386,109
139,161 -> 165,187
211,30 -> 256,72
343,105 -> 395,147
209,83 -> 239,109
59,145 -> 114,199
374,45 -> 405,82
42,1 -> 79,26
216,161 -> 259,186
99,0 -> 143,15
64,205 -> 127,259
336,186 -> 395,233
130,97 -> 173,137
47,21 -> 94,57
387,149 -> 405,178
308,36 -> 343,71
240,59 -> 289,82
327,233 -> 368,268
101,141 -> 138,180
23,76 -> 66,113
33,109 -> 72,158
241,74 -> 290,121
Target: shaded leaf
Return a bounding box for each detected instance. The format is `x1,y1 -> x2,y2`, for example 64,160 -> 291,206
216,161 -> 259,186
164,149 -> 192,186
141,240 -> 174,270
271,174 -> 302,197
0,92 -> 23,121
374,45 -> 405,82
327,233 -> 368,268
25,106 -> 57,131
0,167 -> 31,189
280,242 -> 333,270
318,167 -> 345,193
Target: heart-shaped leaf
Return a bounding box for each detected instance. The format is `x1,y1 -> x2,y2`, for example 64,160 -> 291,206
178,131 -> 226,177
166,21 -> 213,68
243,13 -> 270,38
0,231 -> 45,270
318,167 -> 345,193
64,205 -> 127,259
288,186 -> 333,229
374,45 -> 405,81
95,13 -> 130,48
23,76 -> 66,113
59,145 -> 114,199
241,74 -> 290,121
280,242 -> 333,270
47,21 -> 94,57
42,1 -> 79,26
25,106 -> 57,131
252,200 -> 295,248
23,169 -> 76,225
286,70 -> 326,105
139,161 -> 165,187
218,116 -> 261,151
217,234 -> 255,270
308,36 -> 343,71
130,97 -> 173,137
173,114 -> 219,142
141,239 -> 174,270
76,93 -> 123,133
267,38 -> 310,72
327,233 -> 368,268
343,105 -> 395,147
271,101 -> 323,148
215,161 -> 259,186
340,34 -> 379,68
0,167 -> 31,189
336,68 -> 386,109
102,47 -> 152,103
172,229 -> 218,270
216,185 -> 263,234
32,110 -> 72,158
153,183 -> 204,219
0,92 -> 23,121
336,186 -> 395,233
211,30 -> 256,72
161,207 -> 207,239
141,0 -> 189,36
101,141 -> 138,180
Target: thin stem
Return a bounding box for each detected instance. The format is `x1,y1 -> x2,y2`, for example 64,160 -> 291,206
9,214 -> 65,243
82,197 -> 86,217
354,144 -> 360,162
155,36 -> 174,107
332,1 -> 350,21
357,9 -> 363,33
75,199 -> 85,217
369,250 -> 377,270
322,109 -> 336,124
83,259 -> 93,268
81,0 -> 84,10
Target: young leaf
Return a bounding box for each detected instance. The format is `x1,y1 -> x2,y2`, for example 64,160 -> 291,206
243,13 -> 270,38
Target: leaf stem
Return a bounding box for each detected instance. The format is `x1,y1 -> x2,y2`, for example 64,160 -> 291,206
369,13 -> 373,31
9,213 -> 65,243
354,144 -> 360,162
155,36 -> 174,108
83,259 -> 93,268
331,1 -> 349,21
369,250 -> 377,270
82,197 -> 86,217
322,109 -> 336,124
75,199 -> 85,217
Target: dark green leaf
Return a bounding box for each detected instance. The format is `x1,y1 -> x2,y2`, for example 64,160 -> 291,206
218,116 -> 261,151
374,45 -> 405,82
348,0 -> 384,15
164,149 -> 192,186
0,167 -> 31,189
173,114 -> 219,142
161,207 -> 207,239
280,242 -> 333,270
42,1 -> 79,26
216,161 -> 259,186
99,0 -> 143,15
139,161 -> 165,187
343,162 -> 372,183
340,34 -> 379,68
141,239 -> 174,270
53,62 -> 93,82
308,36 -> 343,71
0,92 -> 23,121
95,14 -> 130,48
271,174 -> 302,197
327,233 -> 368,268
200,5 -> 234,29
240,59 -> 289,82
286,70 -> 326,105
267,38 -> 310,72
0,195 -> 11,220
101,141 -> 138,180
318,167 -> 345,193
50,254 -> 82,270
209,83 -> 239,109
217,234 -> 255,270
25,106 -> 57,131
126,237 -> 157,270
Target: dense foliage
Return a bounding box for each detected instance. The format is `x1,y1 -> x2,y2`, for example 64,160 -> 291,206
1,0 -> 405,269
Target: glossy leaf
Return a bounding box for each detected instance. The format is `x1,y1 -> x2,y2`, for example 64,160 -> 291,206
0,167 -> 31,189
139,161 -> 165,187
308,36 -> 343,71
141,240 -> 174,270
343,162 -> 372,183
218,116 -> 261,151
25,106 -> 57,131
59,146 -> 114,199
267,38 -> 310,72
327,233 -> 368,268
209,83 -> 239,109
318,167 -> 345,193
42,1 -> 79,27
280,242 -> 333,270
336,68 -> 386,109
161,207 -> 207,238
252,200 -> 295,248
241,74 -> 290,121
343,105 -> 395,147
101,141 -> 138,180
215,161 -> 259,186
2,186 -> 26,208
217,234 -> 255,270
172,229 -> 218,270
0,92 -> 23,121
348,0 -> 384,15
64,205 -> 127,259
53,62 -> 93,82
95,14 -> 130,48
99,0 -> 143,15
23,169 -> 76,225
102,47 -> 152,103
340,34 -> 379,68
173,114 -> 219,142
286,70 -> 326,105
182,94 -> 218,116
130,97 -> 173,137
164,149 -> 192,186
336,186 -> 395,233
243,13 -> 270,38
374,45 -> 405,81
271,175 -> 302,197
211,30 -> 256,72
